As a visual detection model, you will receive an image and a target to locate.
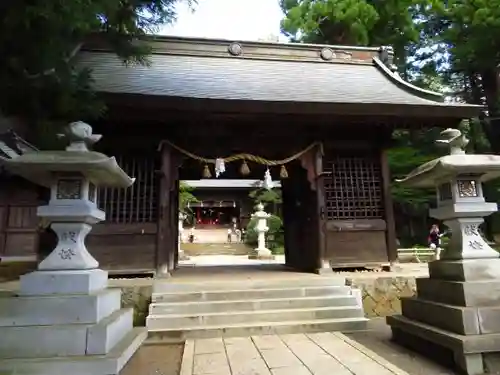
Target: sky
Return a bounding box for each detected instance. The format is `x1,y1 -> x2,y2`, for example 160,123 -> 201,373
160,0 -> 287,42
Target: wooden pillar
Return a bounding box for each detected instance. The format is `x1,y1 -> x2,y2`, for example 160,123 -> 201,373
156,144 -> 172,277
381,149 -> 397,263
167,155 -> 180,272
173,179 -> 180,268
281,178 -> 292,267
314,143 -> 331,274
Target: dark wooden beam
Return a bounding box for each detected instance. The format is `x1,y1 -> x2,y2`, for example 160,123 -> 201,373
156,143 -> 173,277
381,149 -> 397,263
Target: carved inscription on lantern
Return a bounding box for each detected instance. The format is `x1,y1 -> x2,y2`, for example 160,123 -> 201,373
59,248 -> 76,260
61,231 -> 77,243
58,231 -> 78,260
457,180 -> 478,198
56,179 -> 82,200
463,224 -> 484,250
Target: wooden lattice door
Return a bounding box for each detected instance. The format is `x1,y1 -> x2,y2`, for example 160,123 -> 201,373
322,150 -> 388,267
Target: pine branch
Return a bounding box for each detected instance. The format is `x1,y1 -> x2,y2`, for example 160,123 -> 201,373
24,43 -> 83,79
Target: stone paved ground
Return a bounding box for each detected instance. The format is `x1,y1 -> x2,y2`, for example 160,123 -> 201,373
180,332 -> 418,375
346,318 -> 458,375
121,321 -> 465,375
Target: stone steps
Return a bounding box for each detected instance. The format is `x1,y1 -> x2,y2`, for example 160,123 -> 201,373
181,243 -> 251,256
148,305 -> 364,329
147,277 -> 367,341
148,317 -> 368,343
152,286 -> 352,303
149,295 -> 357,314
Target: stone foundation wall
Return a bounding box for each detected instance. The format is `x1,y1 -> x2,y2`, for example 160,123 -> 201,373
348,276 -> 417,317
116,284 -> 153,326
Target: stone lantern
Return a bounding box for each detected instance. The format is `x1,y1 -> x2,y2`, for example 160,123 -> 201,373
178,211 -> 189,261
248,203 -> 274,260
387,128 -> 500,374
0,122 -> 145,375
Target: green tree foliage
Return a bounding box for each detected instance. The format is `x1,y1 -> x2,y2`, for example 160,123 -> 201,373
0,0 -> 192,138
416,0 -> 499,150
280,0 -> 421,68
179,181 -> 198,225
248,185 -> 282,214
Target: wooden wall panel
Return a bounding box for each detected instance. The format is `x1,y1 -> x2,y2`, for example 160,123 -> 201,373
87,234 -> 156,272
87,155 -> 159,273
3,194 -> 39,258
322,147 -> 390,267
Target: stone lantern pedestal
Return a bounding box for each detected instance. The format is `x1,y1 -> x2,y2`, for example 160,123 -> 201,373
0,122 -> 145,375
248,203 -> 275,260
387,129 -> 500,374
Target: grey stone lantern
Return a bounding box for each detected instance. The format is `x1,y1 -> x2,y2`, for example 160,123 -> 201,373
387,128 -> 500,375
0,122 -> 144,375
2,121 -> 134,272
404,128 -> 500,260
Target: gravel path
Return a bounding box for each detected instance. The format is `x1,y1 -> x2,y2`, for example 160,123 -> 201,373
121,344 -> 184,375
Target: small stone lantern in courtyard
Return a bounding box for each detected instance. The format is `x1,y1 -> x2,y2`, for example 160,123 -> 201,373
178,211 -> 189,260
249,202 -> 274,260
387,128 -> 500,375
0,122 -> 145,375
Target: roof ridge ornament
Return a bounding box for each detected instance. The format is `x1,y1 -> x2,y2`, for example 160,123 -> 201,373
379,46 -> 398,73
228,42 -> 242,56
435,128 -> 469,155
57,121 -> 102,152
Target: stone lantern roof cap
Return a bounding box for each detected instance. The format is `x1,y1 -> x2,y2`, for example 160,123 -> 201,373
0,121 -> 134,188
398,128 -> 500,188
398,154 -> 500,188
0,151 -> 135,188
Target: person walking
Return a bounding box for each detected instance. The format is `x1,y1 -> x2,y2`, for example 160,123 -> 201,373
428,224 -> 443,260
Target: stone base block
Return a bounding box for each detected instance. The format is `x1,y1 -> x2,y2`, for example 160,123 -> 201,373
315,267 -> 334,275
0,327 -> 147,375
248,254 -> 275,260
416,278 -> 500,307
0,308 -> 133,358
0,288 -> 121,326
403,297 -> 500,335
387,315 -> 500,375
19,269 -> 108,296
429,259 -> 500,282
179,250 -> 190,261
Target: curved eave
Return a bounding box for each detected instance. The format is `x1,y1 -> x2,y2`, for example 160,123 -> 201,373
373,57 -> 444,102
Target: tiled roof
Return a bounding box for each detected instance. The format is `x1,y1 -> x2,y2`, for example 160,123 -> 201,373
0,130 -> 38,159
78,36 -> 483,118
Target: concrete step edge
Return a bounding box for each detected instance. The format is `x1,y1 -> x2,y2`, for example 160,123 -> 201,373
153,279 -> 345,290
152,285 -> 349,297
148,305 -> 362,319
150,294 -> 356,307
148,316 -> 369,332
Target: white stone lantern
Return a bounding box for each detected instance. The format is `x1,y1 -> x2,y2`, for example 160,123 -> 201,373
249,203 -> 274,260
387,128 -> 500,375
0,122 -> 145,375
178,211 -> 189,260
